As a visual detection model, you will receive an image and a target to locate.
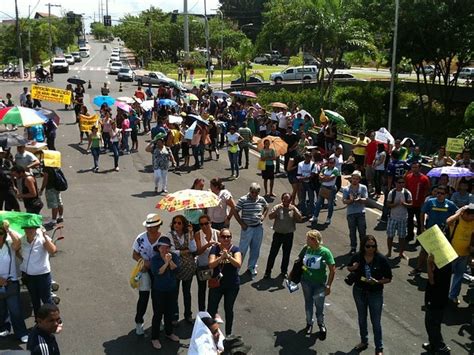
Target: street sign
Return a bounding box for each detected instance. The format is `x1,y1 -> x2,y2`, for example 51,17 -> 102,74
104,15 -> 112,27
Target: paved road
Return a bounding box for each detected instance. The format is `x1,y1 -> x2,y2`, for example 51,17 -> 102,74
0,39 -> 471,354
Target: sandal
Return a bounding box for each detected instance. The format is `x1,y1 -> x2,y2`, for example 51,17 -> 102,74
354,343 -> 368,352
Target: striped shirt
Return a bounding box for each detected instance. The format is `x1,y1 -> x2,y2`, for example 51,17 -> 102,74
236,194 -> 268,226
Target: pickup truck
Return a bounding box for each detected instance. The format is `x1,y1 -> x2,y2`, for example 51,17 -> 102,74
135,71 -> 178,87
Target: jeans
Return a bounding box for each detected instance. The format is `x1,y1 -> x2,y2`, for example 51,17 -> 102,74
239,224 -> 264,271
449,256 -> 468,300
425,306 -> 446,350
207,287 -> 239,335
91,147 -> 100,169
347,213 -> 367,250
406,206 -> 421,240
153,169 -> 168,191
228,151 -> 239,176
111,141 -> 120,168
102,132 -> 110,151
25,272 -> 53,317
301,280 -> 326,325
238,146 -> 249,167
135,290 -> 150,324
265,232 -> 294,274
192,144 -> 204,167
353,286 -> 384,351
196,269 -> 209,312
174,278 -> 193,320
313,186 -> 335,221
299,182 -> 315,217
0,281 -> 28,338
121,131 -> 130,152
374,170 -> 384,195
151,289 -> 175,338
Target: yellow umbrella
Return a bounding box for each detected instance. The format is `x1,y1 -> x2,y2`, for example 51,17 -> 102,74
256,136 -> 288,156
269,102 -> 288,109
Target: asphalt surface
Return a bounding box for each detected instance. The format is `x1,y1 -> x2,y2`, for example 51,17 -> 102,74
0,39 -> 471,355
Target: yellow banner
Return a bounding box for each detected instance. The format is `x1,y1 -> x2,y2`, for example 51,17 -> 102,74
417,225 -> 458,269
31,85 -> 72,105
445,138 -> 464,153
43,150 -> 61,168
79,114 -> 99,133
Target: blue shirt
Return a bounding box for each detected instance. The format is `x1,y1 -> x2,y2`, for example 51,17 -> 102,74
387,159 -> 409,180
343,184 -> 368,215
421,198 -> 458,229
151,252 -> 180,292
292,117 -> 304,132
28,125 -> 45,142
209,245 -> 240,288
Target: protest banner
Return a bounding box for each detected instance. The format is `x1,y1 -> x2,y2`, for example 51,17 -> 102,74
446,138 -> 464,153
417,225 -> 458,269
43,150 -> 61,168
31,85 -> 72,105
79,114 -> 99,132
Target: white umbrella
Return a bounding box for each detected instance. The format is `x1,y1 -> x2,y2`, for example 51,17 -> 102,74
116,96 -> 135,104
374,127 -> 395,145
295,109 -> 313,120
133,96 -> 143,104
140,100 -> 155,112
184,121 -> 197,140
168,115 -> 183,124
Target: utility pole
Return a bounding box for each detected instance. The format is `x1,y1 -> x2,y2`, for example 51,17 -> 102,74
216,9 -> 224,90
28,5 -> 32,81
204,0 -> 211,84
46,3 -> 61,61
183,0 -> 189,60
14,0 -> 24,79
388,0 -> 399,133
147,20 -> 153,63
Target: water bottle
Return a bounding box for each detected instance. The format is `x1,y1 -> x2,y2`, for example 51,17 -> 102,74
364,264 -> 371,279
279,208 -> 284,220
134,271 -> 142,282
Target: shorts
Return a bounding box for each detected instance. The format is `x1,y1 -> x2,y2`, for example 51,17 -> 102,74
262,164 -> 275,180
181,141 -> 190,157
354,154 -> 365,167
45,188 -> 63,209
131,129 -> 138,142
387,218 -> 407,239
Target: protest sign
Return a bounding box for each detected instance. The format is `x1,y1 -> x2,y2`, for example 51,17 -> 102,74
417,225 -> 458,268
31,85 -> 72,105
446,138 -> 464,153
79,114 -> 99,132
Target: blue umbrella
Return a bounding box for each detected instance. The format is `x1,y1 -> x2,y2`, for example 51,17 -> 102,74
93,95 -> 116,107
212,90 -> 229,98
157,98 -> 178,107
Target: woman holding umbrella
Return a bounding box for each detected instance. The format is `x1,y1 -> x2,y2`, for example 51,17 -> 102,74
145,137 -> 175,194
259,139 -> 277,197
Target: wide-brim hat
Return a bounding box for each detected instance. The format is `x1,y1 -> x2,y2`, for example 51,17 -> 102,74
142,213 -> 163,228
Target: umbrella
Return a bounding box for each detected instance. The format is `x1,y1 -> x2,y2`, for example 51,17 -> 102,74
188,114 -> 209,126
156,189 -> 220,212
184,121 -> 197,140
67,76 -> 86,85
256,136 -> 288,156
93,95 -> 116,107
140,100 -> 155,112
270,102 -> 288,109
0,132 -> 29,148
133,97 -> 143,104
212,91 -> 229,98
158,98 -> 178,107
426,166 -> 474,178
168,115 -> 183,124
0,211 -> 43,234
116,96 -> 135,104
295,109 -> 314,120
0,106 -> 47,127
374,127 -> 395,145
33,107 -> 61,125
115,101 -> 132,112
323,109 -> 347,125
186,93 -> 199,101
230,90 -> 257,99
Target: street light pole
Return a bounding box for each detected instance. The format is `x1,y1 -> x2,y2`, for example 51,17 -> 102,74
183,0 -> 189,60
46,3 -> 61,61
388,0 -> 399,133
215,9 -> 224,90
14,0 -> 24,79
204,0 -> 211,84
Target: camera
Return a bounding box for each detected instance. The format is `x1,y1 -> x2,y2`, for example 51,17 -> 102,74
344,272 -> 358,286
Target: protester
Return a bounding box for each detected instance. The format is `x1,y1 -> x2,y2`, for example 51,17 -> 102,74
352,132 -> 370,170
208,178 -> 236,230
184,179 -> 206,232
207,228 -> 242,336
450,178 -> 473,208
343,170 -> 368,255
11,165 -> 43,214
372,143 -> 387,198
132,214 -> 163,336
188,312 -> 224,355
110,120 -> 121,171
14,145 -> 40,172
298,230 -> 335,338
311,157 -> 340,226
0,220 -> 28,342
264,193 -> 302,279
146,138 -> 175,194
86,126 -> 103,173
259,139 -> 277,197
20,223 -> 57,317
297,151 -> 318,218
40,167 -> 65,225
150,236 -> 180,349
238,122 -> 253,169
234,183 -> 268,279
286,153 -> 303,205
226,126 -> 243,179
347,235 -> 392,355
0,149 -> 20,212
26,304 -> 61,354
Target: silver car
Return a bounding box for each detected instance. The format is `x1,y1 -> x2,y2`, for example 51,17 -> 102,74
117,67 -> 135,81
109,61 -> 123,74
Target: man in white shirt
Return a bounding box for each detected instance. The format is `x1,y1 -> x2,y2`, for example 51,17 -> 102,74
297,151 -> 318,218
14,145 -> 40,172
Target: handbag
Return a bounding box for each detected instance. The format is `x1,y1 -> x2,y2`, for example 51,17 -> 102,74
172,232 -> 197,281
196,267 -> 213,281
208,274 -> 221,289
130,258 -> 144,289
257,160 -> 266,171
319,186 -> 333,200
288,246 -> 308,284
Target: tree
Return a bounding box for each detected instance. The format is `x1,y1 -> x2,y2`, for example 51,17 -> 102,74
90,22 -> 112,40
236,38 -> 254,85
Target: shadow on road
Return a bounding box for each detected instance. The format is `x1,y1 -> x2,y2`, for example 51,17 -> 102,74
273,328 -> 318,354
251,274 -> 285,293
131,191 -> 158,199
67,143 -> 87,155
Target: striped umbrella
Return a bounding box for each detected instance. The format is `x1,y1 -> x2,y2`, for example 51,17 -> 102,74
0,106 -> 47,127
156,189 -> 220,212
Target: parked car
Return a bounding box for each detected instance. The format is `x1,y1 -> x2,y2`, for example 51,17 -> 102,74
324,72 -> 364,82
415,65 -> 435,75
71,52 -> 82,62
117,67 -> 135,81
110,54 -> 120,63
64,54 -> 75,65
109,61 -> 123,74
270,65 -> 319,83
230,76 -> 265,86
458,67 -> 474,79
135,71 -> 173,86
325,58 -> 351,69
51,57 -> 69,73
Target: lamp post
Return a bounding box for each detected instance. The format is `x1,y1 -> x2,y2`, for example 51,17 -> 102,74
388,0 -> 399,133
46,3 -> 61,61
215,9 -> 224,90
204,0 -> 211,84
14,0 -> 24,79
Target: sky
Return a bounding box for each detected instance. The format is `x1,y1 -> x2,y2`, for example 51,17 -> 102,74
2,0 -> 220,27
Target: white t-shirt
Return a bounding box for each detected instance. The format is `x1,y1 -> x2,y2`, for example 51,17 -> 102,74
20,230 -> 52,275
208,189 -> 232,223
388,188 -> 412,220
374,151 -> 386,171
226,132 -> 241,152
329,153 -> 343,172
196,229 -> 219,267
297,161 -> 317,178
132,232 -> 159,261
15,150 -> 38,169
0,237 -> 18,280
278,112 -> 289,129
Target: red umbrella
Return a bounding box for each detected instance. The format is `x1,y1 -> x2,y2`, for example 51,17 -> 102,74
230,90 -> 257,99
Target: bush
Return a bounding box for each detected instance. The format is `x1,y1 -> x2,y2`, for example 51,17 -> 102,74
464,101 -> 474,126
288,55 -> 303,67
147,61 -> 176,75
180,51 -> 207,69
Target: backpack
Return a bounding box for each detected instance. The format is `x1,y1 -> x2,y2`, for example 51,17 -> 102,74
53,168 -> 68,192
389,188 -> 409,204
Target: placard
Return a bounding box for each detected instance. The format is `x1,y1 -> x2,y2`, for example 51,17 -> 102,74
446,138 -> 464,153
31,85 -> 72,105
417,225 -> 458,268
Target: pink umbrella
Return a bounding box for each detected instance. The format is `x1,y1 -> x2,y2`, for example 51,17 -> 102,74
115,101 -> 131,112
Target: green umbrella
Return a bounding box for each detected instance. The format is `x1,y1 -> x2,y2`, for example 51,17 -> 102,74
324,109 -> 347,125
0,211 -> 43,234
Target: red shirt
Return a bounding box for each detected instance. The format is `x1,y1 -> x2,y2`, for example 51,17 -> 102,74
405,172 -> 431,207
365,140 -> 378,165
134,90 -> 145,100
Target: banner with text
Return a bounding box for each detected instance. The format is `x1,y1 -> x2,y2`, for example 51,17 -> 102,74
446,138 -> 464,153
31,85 -> 72,105
79,114 -> 99,133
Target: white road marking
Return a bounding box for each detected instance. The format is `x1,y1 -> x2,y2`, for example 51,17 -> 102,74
82,49 -> 102,67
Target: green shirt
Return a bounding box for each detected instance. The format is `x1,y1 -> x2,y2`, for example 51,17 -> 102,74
301,245 -> 334,284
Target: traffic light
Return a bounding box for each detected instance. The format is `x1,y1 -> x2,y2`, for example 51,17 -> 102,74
171,10 -> 178,23
104,15 -> 112,27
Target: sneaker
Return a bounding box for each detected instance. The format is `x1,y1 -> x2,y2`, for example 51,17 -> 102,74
20,335 -> 28,343
325,218 -> 331,225
0,330 -> 10,337
161,190 -> 168,194
214,314 -> 224,324
115,167 -> 120,171
318,324 -> 327,341
309,216 -> 316,222
151,339 -> 162,349
166,333 -> 180,342
56,217 -> 64,223
94,167 -> 99,173
263,272 -> 271,279
135,323 -> 144,336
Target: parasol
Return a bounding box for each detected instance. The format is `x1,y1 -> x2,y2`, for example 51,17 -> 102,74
269,102 -> 288,109
256,136 -> 288,156
140,100 -> 155,112
116,97 -> 135,104
67,76 -> 86,85
323,109 -> 347,125
0,106 -> 47,127
426,166 -> 474,178
33,107 -> 61,125
0,132 -> 29,148
158,98 -> 178,107
186,93 -> 199,101
230,90 -> 257,99
156,189 -> 220,212
93,95 -> 116,107
115,101 -> 132,112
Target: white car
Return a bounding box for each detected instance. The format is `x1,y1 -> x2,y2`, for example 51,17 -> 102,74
64,54 -> 75,65
270,65 -> 318,83
51,57 -> 69,73
458,67 -> 474,79
110,54 -> 120,63
109,61 -> 123,74
117,67 -> 135,81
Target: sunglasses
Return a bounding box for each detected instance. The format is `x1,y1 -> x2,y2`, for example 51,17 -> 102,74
200,222 -> 210,226
365,244 -> 376,249
220,235 -> 232,239
173,221 -> 183,225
